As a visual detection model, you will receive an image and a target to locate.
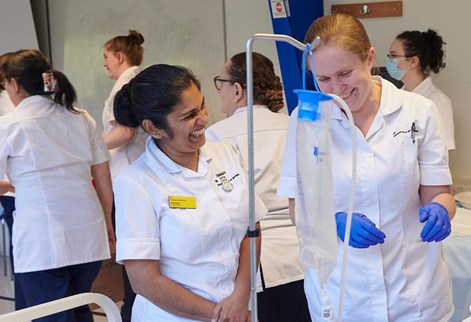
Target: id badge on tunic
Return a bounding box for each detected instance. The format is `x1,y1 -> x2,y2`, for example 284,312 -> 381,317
168,196 -> 197,209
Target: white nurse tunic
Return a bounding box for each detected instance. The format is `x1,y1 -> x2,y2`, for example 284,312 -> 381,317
206,105 -> 304,290
0,95 -> 111,273
115,138 -> 267,322
278,77 -> 453,322
102,66 -> 147,179
412,76 -> 455,151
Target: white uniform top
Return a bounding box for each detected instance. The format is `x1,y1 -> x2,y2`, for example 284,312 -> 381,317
0,91 -> 14,116
412,76 -> 455,150
102,66 -> 147,179
278,77 -> 453,322
206,105 -> 304,289
115,137 -> 267,322
0,91 -> 15,197
0,95 -> 111,273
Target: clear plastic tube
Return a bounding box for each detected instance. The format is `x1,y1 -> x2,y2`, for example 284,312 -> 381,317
307,47 -> 357,322
328,94 -> 357,322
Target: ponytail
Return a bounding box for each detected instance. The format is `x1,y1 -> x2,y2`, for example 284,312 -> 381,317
46,70 -> 79,113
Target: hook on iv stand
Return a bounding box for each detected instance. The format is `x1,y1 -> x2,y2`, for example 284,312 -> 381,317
245,33 -> 357,322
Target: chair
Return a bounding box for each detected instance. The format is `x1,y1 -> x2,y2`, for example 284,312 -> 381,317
0,292 -> 122,322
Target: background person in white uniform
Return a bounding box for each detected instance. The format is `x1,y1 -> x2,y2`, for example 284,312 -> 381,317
278,14 -> 456,321
102,29 -> 147,179
206,52 -> 311,322
0,54 -> 15,239
113,64 -> 266,322
386,29 -> 455,152
0,53 -> 17,290
0,49 -> 114,322
102,29 -> 147,322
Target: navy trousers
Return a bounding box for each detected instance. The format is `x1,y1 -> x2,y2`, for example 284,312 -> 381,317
0,195 -> 14,271
112,200 -> 136,322
15,261 -> 102,322
257,278 -> 312,322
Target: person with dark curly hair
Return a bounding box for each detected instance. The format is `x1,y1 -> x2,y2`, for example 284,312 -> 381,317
387,29 -> 455,152
206,52 -> 311,322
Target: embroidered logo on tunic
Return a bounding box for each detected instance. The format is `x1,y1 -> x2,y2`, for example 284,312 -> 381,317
214,171 -> 240,193
393,122 -> 418,143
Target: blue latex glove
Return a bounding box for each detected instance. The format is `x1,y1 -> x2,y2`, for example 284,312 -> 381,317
419,202 -> 451,242
335,212 -> 386,248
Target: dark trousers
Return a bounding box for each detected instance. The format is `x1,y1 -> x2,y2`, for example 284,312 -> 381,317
0,195 -> 15,271
257,279 -> 312,322
0,196 -> 27,309
112,201 -> 136,321
15,261 -> 102,322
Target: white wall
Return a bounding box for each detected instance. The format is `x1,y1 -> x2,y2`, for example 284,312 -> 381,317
324,0 -> 471,183
48,0 -> 226,126
46,0 -> 280,126
46,0 -> 471,183
0,0 -> 38,53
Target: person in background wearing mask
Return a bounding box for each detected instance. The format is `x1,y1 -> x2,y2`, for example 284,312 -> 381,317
278,14 -> 455,321
0,49 -> 114,322
387,29 -> 455,153
102,29 -> 148,322
206,52 -> 311,322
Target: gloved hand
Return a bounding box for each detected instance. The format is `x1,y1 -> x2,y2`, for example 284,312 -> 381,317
419,202 -> 451,242
335,212 -> 386,248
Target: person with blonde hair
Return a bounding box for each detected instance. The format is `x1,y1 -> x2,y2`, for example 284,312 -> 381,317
278,14 -> 455,321
102,29 -> 147,179
102,29 -> 148,321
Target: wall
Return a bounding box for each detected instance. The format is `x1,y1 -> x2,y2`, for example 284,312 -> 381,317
45,0 -> 281,125
47,0 -> 226,126
324,0 -> 471,183
44,0 -> 471,183
0,0 -> 38,53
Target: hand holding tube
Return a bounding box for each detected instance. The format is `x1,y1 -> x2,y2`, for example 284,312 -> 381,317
335,212 -> 386,248
419,202 -> 451,242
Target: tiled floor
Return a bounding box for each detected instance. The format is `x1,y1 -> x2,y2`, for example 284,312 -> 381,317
0,256 -> 122,321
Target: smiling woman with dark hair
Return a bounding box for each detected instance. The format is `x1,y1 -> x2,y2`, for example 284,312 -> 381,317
113,64 -> 267,322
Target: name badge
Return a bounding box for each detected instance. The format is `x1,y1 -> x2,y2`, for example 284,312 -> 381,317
169,196 -> 197,209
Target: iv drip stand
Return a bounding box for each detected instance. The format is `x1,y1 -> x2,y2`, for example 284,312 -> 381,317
245,33 -> 319,322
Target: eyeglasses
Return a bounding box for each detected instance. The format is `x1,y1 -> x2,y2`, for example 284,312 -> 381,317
213,76 -> 235,91
386,53 -> 410,60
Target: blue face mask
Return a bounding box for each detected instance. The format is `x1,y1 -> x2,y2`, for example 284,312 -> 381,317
385,58 -> 405,80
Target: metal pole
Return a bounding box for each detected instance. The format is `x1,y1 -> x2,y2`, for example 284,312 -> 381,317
245,33 -> 318,322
